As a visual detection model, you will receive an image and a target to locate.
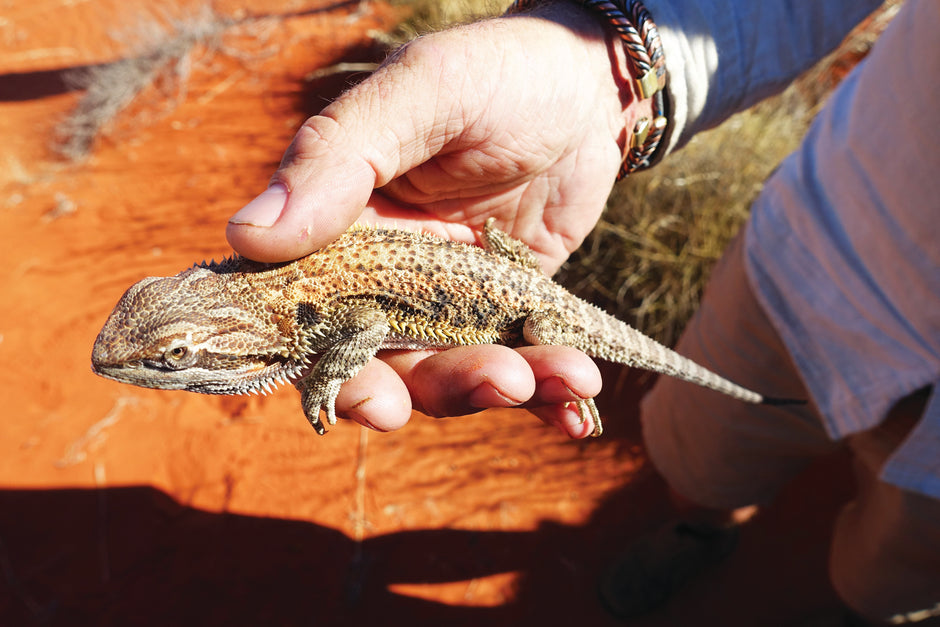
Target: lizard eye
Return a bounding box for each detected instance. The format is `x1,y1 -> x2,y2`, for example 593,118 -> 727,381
163,341 -> 196,369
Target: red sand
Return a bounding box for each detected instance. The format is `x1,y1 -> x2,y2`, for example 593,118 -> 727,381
0,2 -> 854,625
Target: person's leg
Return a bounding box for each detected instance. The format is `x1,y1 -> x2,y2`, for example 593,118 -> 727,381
641,231 -> 837,513
830,389 -> 940,625
601,232 -> 839,618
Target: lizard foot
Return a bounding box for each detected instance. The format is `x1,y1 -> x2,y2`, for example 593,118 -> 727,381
574,397 -> 603,437
297,378 -> 342,435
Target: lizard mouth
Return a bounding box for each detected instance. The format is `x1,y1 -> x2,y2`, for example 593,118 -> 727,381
92,357 -> 311,397
219,359 -> 310,397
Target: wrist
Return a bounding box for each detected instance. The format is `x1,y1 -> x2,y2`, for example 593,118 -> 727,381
507,0 -> 668,177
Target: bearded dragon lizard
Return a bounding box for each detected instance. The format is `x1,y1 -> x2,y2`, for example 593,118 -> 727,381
92,220 -> 794,436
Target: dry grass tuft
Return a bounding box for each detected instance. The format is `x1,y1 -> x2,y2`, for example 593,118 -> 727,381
54,4 -> 284,160
55,4 -> 231,160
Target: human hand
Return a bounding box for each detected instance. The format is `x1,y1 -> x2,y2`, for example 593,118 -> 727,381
226,3 -> 652,437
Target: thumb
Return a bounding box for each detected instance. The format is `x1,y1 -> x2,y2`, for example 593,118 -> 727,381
226,39 -> 470,263
225,112 -> 378,263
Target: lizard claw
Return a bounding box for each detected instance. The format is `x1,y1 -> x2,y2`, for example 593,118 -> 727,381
308,414 -> 327,435
573,398 -> 603,437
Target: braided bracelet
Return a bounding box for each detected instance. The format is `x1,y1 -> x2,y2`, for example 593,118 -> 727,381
507,0 -> 668,178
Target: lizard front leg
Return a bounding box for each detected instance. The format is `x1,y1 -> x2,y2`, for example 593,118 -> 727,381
295,306 -> 390,434
523,309 -> 604,437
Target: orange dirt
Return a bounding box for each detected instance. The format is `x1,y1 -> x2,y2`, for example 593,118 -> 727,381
0,2 -> 854,625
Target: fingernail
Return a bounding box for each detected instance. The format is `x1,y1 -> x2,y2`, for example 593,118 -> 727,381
228,182 -> 288,227
541,375 -> 584,402
469,382 -> 523,409
347,410 -> 387,432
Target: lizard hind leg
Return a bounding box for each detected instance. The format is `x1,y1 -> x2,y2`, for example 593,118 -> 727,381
522,309 -> 588,348
481,218 -> 543,271
524,310 -> 604,437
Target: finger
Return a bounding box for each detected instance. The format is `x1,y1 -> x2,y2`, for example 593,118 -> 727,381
380,345 -> 537,418
225,117 -> 378,262
333,358 -> 413,432
514,345 -> 603,407
516,345 -> 602,439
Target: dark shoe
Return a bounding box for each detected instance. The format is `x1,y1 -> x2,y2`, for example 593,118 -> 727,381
599,521 -> 740,619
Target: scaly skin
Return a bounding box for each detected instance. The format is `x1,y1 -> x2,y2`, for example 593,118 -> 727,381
92,220 -> 784,436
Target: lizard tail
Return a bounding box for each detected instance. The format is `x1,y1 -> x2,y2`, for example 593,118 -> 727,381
586,311 -> 799,405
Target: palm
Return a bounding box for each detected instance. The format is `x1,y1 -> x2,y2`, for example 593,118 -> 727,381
367,131 -> 620,272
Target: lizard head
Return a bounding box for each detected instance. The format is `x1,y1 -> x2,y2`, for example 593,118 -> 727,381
92,266 -> 304,395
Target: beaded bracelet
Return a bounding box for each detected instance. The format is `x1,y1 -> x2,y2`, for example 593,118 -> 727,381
507,0 -> 668,178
